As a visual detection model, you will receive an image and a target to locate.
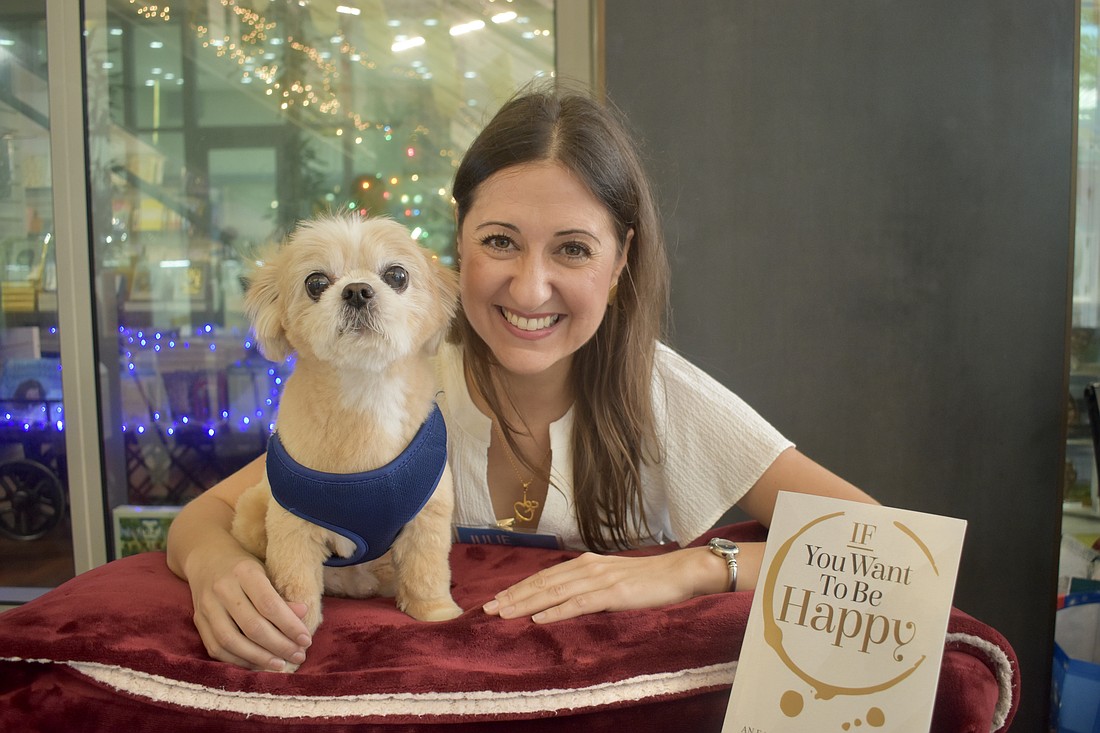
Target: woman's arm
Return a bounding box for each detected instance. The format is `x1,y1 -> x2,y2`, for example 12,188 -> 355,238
482,447 -> 876,622
166,455 -> 312,670
717,446 -> 877,591
736,446 -> 878,528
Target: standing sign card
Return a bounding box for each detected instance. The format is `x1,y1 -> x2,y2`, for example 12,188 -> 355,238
723,492 -> 966,732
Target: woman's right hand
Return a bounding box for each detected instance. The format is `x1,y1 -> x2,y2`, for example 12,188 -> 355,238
166,454 -> 312,671
186,549 -> 312,671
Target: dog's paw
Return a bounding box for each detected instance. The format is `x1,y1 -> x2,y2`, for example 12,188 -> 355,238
400,597 -> 463,622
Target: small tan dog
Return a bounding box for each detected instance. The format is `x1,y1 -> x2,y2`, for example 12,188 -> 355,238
232,216 -> 462,670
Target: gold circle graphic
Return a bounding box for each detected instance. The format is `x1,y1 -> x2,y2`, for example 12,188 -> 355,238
780,689 -> 804,717
760,511 -> 928,701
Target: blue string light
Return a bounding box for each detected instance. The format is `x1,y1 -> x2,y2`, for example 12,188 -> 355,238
0,323 -> 293,438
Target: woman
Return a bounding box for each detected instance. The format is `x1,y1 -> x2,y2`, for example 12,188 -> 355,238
167,87 -> 875,672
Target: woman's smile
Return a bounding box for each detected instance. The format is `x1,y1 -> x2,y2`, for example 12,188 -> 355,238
500,306 -> 561,334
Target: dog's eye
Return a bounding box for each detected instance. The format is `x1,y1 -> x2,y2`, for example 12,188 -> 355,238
382,265 -> 408,292
305,272 -> 332,301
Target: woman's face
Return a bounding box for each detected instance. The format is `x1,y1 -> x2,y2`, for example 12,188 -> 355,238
457,161 -> 630,382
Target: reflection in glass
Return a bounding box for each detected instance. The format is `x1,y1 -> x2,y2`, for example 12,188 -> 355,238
0,2 -> 76,592
1066,0 -> 1100,578
83,1 -> 555,552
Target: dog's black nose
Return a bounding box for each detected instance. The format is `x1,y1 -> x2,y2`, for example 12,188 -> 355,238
342,282 -> 374,309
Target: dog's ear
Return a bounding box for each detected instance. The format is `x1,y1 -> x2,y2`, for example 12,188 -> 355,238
423,249 -> 460,353
244,253 -> 293,362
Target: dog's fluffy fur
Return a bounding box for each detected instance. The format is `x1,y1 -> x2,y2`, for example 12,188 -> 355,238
232,216 -> 462,669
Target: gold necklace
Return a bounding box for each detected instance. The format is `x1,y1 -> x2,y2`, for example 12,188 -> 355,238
493,421 -> 551,528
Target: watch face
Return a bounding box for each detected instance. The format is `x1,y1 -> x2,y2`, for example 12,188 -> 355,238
711,538 -> 737,553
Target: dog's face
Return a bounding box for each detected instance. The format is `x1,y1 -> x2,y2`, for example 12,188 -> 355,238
245,216 -> 459,371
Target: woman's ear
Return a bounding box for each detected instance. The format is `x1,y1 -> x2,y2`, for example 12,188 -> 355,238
613,227 -> 634,283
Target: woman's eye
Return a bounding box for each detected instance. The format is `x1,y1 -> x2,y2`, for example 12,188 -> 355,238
305,272 -> 331,301
382,265 -> 409,292
560,242 -> 591,260
480,234 -> 514,252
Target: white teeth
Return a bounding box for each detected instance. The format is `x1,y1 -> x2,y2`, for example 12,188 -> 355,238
503,308 -> 559,331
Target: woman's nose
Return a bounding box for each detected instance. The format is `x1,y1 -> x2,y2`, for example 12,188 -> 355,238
509,254 -> 552,308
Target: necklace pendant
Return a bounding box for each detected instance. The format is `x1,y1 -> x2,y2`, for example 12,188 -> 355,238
514,498 -> 539,523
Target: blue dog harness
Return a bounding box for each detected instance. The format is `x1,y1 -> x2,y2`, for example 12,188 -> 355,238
266,404 -> 448,567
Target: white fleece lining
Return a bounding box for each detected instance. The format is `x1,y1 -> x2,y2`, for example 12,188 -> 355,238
43,659 -> 738,720
945,631 -> 1015,732
5,632 -> 1014,728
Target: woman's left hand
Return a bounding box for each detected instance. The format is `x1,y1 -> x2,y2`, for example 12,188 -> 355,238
482,546 -> 735,623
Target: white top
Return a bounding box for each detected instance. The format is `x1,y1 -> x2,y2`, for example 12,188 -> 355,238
434,341 -> 793,550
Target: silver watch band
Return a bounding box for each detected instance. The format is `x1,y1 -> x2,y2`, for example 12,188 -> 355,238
723,554 -> 738,592
708,538 -> 740,592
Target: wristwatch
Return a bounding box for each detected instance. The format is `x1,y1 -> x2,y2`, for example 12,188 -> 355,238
708,537 -> 740,592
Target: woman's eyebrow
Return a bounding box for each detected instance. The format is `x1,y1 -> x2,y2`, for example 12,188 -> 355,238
474,220 -> 519,232
473,221 -> 601,241
556,228 -> 600,240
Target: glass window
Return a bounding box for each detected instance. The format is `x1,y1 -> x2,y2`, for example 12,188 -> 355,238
82,0 -> 556,558
1067,1 -> 1100,549
0,1 -> 76,597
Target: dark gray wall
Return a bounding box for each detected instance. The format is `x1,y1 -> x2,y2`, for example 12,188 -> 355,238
604,2 -> 1074,731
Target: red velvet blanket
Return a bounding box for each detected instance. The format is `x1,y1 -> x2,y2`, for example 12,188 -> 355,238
0,523 -> 1017,732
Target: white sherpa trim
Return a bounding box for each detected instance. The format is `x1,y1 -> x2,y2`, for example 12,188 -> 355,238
945,632 -> 1014,732
30,659 -> 737,721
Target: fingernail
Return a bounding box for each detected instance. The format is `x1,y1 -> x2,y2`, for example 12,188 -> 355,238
290,651 -> 306,664
532,612 -> 547,623
268,658 -> 286,672
482,600 -> 499,614
499,605 -> 517,619
297,634 -> 312,647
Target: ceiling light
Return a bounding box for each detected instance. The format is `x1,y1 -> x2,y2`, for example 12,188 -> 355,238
392,36 -> 425,52
336,5 -> 360,15
450,20 -> 485,36
492,12 -> 517,23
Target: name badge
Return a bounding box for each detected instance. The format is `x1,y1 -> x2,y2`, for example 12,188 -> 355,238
453,525 -> 563,549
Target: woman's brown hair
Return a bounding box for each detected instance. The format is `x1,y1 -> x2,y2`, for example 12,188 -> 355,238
451,85 -> 669,550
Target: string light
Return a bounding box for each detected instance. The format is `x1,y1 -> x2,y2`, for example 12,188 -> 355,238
128,1 -> 170,21
195,0 -> 392,132
2,324 -> 294,439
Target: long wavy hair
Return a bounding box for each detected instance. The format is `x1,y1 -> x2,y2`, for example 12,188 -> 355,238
451,86 -> 669,550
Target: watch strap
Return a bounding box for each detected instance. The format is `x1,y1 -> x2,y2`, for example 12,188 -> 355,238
708,538 -> 739,592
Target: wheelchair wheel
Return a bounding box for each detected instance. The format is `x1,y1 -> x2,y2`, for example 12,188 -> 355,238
0,459 -> 65,541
